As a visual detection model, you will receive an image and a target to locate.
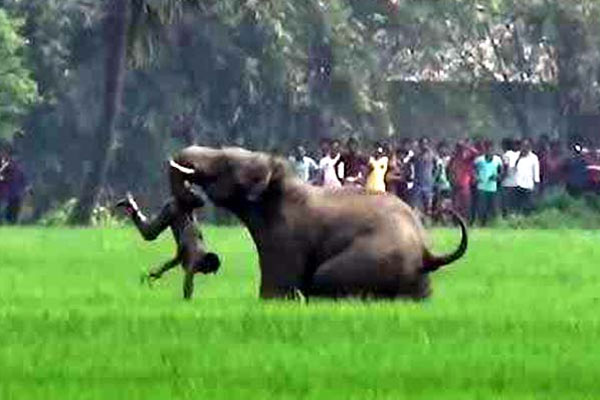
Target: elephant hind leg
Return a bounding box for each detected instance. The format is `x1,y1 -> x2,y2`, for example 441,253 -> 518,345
307,245 -> 429,300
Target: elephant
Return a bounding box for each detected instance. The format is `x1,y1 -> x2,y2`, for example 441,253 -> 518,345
168,146 -> 468,300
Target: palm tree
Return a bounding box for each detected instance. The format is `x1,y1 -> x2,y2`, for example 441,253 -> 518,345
69,0 -> 198,225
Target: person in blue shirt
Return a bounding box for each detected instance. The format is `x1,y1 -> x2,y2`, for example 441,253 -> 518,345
473,140 -> 503,226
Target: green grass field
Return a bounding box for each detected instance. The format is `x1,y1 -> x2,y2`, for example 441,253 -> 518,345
1,226 -> 599,400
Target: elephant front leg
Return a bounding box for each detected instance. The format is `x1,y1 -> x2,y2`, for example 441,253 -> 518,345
182,269 -> 195,300
257,251 -> 307,300
259,283 -> 305,300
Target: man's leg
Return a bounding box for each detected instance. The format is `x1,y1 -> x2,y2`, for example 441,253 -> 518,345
470,186 -> 478,225
489,191 -> 498,222
411,187 -> 422,211
500,187 -> 509,218
475,190 -> 485,226
506,187 -> 516,216
5,196 -> 23,225
116,194 -> 171,241
523,189 -> 534,215
515,187 -> 528,215
482,191 -> 497,225
452,187 -> 468,221
424,188 -> 434,217
0,197 -> 5,224
183,269 -> 195,300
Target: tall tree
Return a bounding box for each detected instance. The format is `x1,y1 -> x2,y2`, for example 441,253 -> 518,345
554,2 -> 600,140
69,0 -> 206,224
0,8 -> 38,140
69,0 -> 129,224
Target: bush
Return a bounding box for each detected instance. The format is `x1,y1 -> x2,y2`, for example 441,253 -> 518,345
40,199 -> 127,228
491,187 -> 600,229
39,199 -> 78,226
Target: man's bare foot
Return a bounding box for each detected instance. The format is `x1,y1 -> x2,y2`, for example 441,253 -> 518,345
115,192 -> 140,215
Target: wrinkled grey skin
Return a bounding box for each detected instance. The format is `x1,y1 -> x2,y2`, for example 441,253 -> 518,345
169,146 -> 467,300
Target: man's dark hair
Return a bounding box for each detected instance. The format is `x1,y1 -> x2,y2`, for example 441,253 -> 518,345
483,139 -> 494,152
511,138 -> 522,151
347,137 -> 358,147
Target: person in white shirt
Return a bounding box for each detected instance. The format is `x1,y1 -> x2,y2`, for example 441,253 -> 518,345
513,138 -> 540,214
501,138 -> 521,216
288,146 -> 319,183
319,139 -> 343,188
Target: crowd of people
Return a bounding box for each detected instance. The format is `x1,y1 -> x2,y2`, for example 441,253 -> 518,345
288,136 -> 600,226
1,136 -> 599,226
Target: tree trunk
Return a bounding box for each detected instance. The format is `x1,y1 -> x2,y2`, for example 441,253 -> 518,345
69,0 -> 129,225
555,5 -> 597,141
501,83 -> 531,138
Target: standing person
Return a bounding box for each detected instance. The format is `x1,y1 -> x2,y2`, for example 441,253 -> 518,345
433,141 -> 452,216
449,141 -> 478,221
544,140 -> 565,189
314,138 -> 330,186
469,138 -> 486,222
400,139 -> 416,203
386,146 -> 408,203
412,137 -> 436,216
331,138 -> 345,183
563,143 -> 589,197
514,138 -> 540,214
365,143 -> 389,193
536,134 -> 552,194
341,137 -> 367,186
386,142 -> 414,204
500,138 -> 520,217
319,138 -> 343,188
473,140 -> 503,226
0,144 -> 27,224
289,145 -> 319,183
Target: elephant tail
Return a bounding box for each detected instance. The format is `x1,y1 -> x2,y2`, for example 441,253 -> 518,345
421,209 -> 468,273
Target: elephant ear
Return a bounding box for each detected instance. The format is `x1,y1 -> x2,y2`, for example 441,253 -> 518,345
238,154 -> 274,202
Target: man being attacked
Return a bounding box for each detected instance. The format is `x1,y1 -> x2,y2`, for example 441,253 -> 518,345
116,190 -> 221,300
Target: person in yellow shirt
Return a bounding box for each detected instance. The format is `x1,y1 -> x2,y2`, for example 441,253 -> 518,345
366,144 -> 389,193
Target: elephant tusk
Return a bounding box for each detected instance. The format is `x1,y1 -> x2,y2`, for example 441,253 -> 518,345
169,160 -> 196,175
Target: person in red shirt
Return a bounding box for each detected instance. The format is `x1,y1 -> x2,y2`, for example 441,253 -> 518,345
536,135 -> 552,194
340,137 -> 367,186
0,144 -> 28,224
543,140 -> 565,189
448,141 -> 479,221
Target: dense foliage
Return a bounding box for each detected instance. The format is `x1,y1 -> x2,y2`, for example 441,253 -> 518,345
1,0 -> 600,221
0,8 -> 37,140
